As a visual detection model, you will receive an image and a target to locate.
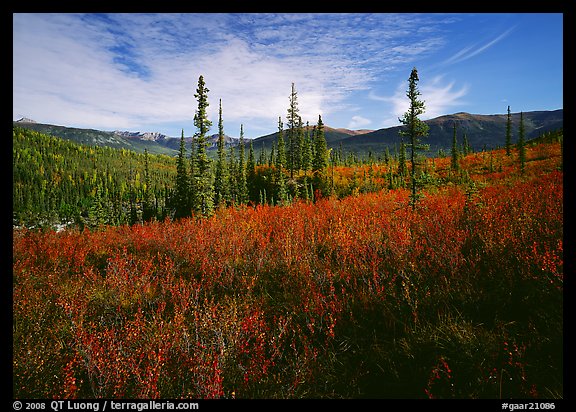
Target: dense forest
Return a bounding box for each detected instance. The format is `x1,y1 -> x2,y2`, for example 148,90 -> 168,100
13,122 -> 563,231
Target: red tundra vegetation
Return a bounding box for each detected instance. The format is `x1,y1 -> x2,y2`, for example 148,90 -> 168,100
13,141 -> 562,398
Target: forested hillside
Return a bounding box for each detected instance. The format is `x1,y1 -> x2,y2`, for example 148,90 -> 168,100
12,124 -> 564,230
13,127 -> 177,229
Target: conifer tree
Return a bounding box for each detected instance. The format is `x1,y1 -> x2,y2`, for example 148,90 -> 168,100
173,129 -> 190,219
192,75 -> 214,216
399,67 -> 429,209
296,115 -> 305,173
246,138 -> 256,202
237,124 -> 248,204
227,145 -> 238,204
142,148 -> 155,221
312,114 -> 329,174
276,117 -> 287,169
518,111 -> 526,174
189,133 -> 196,201
384,146 -> 391,165
462,132 -> 471,156
338,141 -> 344,166
275,117 -> 289,205
398,140 -> 407,178
268,142 -> 275,167
214,99 -> 230,208
286,82 -> 299,179
301,121 -> 312,173
451,122 -> 460,172
258,142 -> 266,166
505,105 -> 512,156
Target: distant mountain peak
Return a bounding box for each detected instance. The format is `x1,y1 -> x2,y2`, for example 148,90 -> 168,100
15,117 -> 37,123
113,130 -> 167,142
333,128 -> 375,136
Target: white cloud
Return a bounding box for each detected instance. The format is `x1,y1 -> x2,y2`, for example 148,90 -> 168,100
371,74 -> 469,128
347,115 -> 372,129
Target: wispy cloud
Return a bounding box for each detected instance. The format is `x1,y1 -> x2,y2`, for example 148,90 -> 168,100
347,115 -> 372,129
370,74 -> 469,127
442,27 -> 516,66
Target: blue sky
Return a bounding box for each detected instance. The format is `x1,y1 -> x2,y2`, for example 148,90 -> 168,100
13,13 -> 563,138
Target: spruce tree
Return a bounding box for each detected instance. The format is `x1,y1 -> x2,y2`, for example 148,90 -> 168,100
227,145 -> 238,204
462,132 -> 471,156
276,117 -> 287,169
312,114 -> 329,174
451,122 -> 459,172
192,75 -> 214,216
398,139 -> 407,179
268,142 -> 275,167
398,67 -> 429,209
286,82 -> 299,179
246,138 -> 256,203
275,117 -> 289,205
258,142 -> 266,166
505,105 -> 512,156
214,99 -> 230,208
301,121 -> 312,174
173,129 -> 190,219
296,115 -> 305,173
518,111 -> 526,174
237,124 -> 248,204
142,148 -> 155,221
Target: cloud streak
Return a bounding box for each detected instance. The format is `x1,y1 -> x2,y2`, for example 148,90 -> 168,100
442,27 -> 516,66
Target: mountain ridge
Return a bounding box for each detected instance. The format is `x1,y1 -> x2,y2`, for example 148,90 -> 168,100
13,109 -> 563,156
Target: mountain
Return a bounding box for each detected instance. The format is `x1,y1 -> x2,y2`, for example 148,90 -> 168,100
250,125 -> 375,150
12,121 -> 238,156
13,109 -> 562,157
113,130 -> 168,142
160,133 -> 240,151
334,109 -> 563,155
13,120 -> 178,155
15,117 -> 37,124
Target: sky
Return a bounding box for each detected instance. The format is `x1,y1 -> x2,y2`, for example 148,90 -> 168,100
13,13 -> 563,139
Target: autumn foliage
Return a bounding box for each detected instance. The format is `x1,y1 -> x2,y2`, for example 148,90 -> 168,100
13,141 -> 563,398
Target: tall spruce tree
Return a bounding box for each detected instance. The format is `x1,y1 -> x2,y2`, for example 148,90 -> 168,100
398,67 -> 429,209
173,129 -> 190,219
301,121 -> 312,173
296,115 -> 305,173
518,111 -> 526,174
312,114 -> 329,174
142,148 -> 155,221
237,124 -> 248,204
192,75 -> 214,216
276,117 -> 287,170
214,99 -> 230,208
286,82 -> 299,179
275,117 -> 289,205
258,142 -> 266,166
462,132 -> 471,156
505,105 -> 512,156
451,122 -> 459,172
246,138 -> 256,203
398,139 -> 407,179
227,145 -> 238,204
